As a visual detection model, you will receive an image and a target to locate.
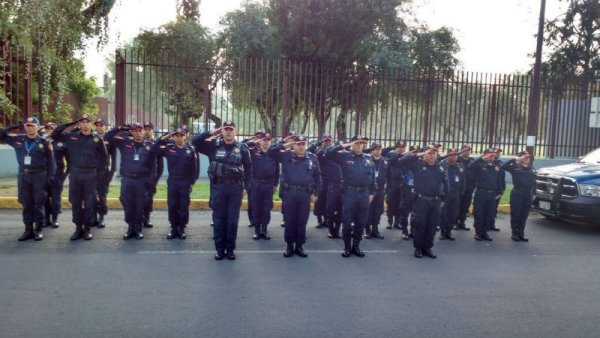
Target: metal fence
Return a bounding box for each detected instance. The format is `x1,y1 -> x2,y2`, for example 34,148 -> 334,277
0,43 -> 31,126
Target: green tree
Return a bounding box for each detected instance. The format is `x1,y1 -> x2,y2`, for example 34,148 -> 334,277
177,0 -> 201,23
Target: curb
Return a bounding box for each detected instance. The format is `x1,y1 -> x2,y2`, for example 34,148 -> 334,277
0,197 -> 510,213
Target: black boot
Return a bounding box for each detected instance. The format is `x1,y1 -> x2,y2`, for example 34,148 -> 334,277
123,224 -> 135,240
342,241 -> 352,257
446,230 -> 455,241
386,216 -> 394,229
33,223 -> 43,241
134,223 -> 144,240
364,225 -> 372,239
439,230 -> 447,240
18,223 -> 34,241
261,224 -> 270,240
70,224 -> 83,241
44,213 -> 51,228
97,215 -> 106,228
393,219 -> 402,230
352,240 -> 365,257
294,244 -> 308,257
252,224 -> 261,240
143,214 -> 153,228
167,225 -> 179,239
401,229 -> 410,240
178,226 -> 186,240
519,229 -> 529,242
316,215 -> 325,228
82,224 -> 93,240
50,214 -> 59,228
511,230 -> 521,241
283,243 -> 294,257
372,225 -> 384,239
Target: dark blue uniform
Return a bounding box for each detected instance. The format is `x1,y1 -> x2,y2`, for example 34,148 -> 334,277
439,160 -> 465,239
193,131 -> 252,258
151,138 -> 198,238
143,139 -> 164,227
1,125 -> 56,240
456,154 -> 475,230
309,142 -> 327,227
105,127 -> 157,239
326,145 -> 376,256
501,158 -> 535,241
316,145 -> 343,237
249,144 -> 279,238
394,154 -> 448,256
51,122 -> 108,240
382,147 -> 404,229
366,155 -> 389,239
45,137 -> 68,228
490,158 -> 506,231
268,142 -> 321,255
95,132 -> 116,228
467,157 -> 504,240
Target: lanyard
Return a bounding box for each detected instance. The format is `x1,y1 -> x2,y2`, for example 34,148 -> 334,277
25,139 -> 38,155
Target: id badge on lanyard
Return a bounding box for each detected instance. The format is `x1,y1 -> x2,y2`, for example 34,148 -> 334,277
455,175 -> 459,183
375,171 -> 379,178
24,156 -> 32,165
134,154 -> 140,161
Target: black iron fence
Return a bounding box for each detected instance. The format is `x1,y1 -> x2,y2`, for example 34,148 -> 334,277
0,43 -> 31,126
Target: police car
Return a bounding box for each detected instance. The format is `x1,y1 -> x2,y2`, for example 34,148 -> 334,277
533,146 -> 600,224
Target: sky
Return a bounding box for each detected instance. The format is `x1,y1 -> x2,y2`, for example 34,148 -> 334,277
83,0 -> 567,87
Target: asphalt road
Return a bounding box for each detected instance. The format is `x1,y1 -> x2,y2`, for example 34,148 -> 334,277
1,209 -> 599,338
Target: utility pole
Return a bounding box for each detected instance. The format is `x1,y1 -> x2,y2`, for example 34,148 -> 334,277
526,0 -> 546,158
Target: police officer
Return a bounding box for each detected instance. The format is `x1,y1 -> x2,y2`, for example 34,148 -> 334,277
308,138 -> 328,229
315,135 -> 343,239
364,142 -> 388,239
105,123 -> 157,240
278,131 -> 298,228
152,127 -> 198,239
248,132 -> 279,240
193,121 -> 252,261
382,140 -> 406,230
51,114 -> 109,240
326,135 -> 376,257
501,151 -> 535,242
392,145 -> 448,258
397,145 -> 420,240
456,144 -> 474,231
268,135 -> 321,257
467,148 -> 505,241
43,122 -> 68,229
93,118 -> 115,228
1,117 -> 56,241
142,122 -> 164,228
439,148 -> 465,241
243,130 -> 263,228
489,147 -> 505,232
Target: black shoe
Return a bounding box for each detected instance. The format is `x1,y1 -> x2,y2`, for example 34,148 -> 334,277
491,226 -> 500,232
214,251 -> 225,260
511,231 -> 521,241
260,227 -> 271,240
167,226 -> 178,239
43,217 -> 51,228
135,231 -> 144,240
352,244 -> 365,257
408,233 -> 414,239
386,223 -> 393,230
50,214 -> 59,228
284,243 -> 294,257
248,223 -> 254,227
423,249 -> 437,259
18,230 -> 33,241
123,224 -> 135,240
439,232 -> 447,240
482,233 -> 493,241
33,231 -> 43,241
393,224 -> 402,230
178,227 -> 187,240
474,234 -> 484,241
341,249 -> 351,257
210,222 -> 214,227
414,249 -> 423,258
364,231 -> 372,239
446,231 -> 456,241
316,222 -> 327,229
519,232 -> 529,242
143,221 -> 154,228
252,233 -> 261,240
280,222 -> 285,228
401,231 -> 410,241
226,250 -> 236,260
70,226 -> 83,241
328,232 -> 341,239
97,217 -> 106,229
372,232 -> 384,239
294,246 -> 308,258
83,231 -> 93,241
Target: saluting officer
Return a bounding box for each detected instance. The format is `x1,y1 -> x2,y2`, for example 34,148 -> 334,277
43,122 -> 68,229
456,144 -> 474,231
278,131 -> 298,228
467,148 -> 505,241
142,122 -> 163,228
439,148 -> 465,241
326,135 -> 376,258
243,129 -> 263,228
501,151 -> 535,242
193,121 -> 252,261
52,114 -> 108,240
248,132 -> 279,240
151,127 -> 199,239
93,118 -> 114,228
489,147 -> 505,232
392,145 -> 448,258
308,138 -> 328,229
105,123 -> 157,240
364,142 -> 388,239
1,117 -> 56,241
382,140 -> 406,230
268,135 -> 321,258
315,135 -> 343,239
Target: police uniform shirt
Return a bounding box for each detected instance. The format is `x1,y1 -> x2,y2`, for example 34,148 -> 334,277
467,158 -> 504,193
151,139 -> 198,184
393,154 -> 449,200
49,139 -> 68,174
250,147 -> 279,184
501,159 -> 536,192
267,143 -> 322,195
440,159 -> 466,195
51,124 -> 108,171
325,145 -> 377,193
0,128 -> 56,176
104,128 -> 156,180
371,155 -> 389,191
316,147 -> 342,184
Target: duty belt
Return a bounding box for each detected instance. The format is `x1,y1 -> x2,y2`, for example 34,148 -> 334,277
416,194 -> 440,201
213,177 -> 243,184
21,168 -> 45,174
254,178 -> 275,184
72,166 -> 96,173
282,183 -> 312,192
122,173 -> 149,179
169,175 -> 189,180
477,188 -> 497,194
344,185 -> 369,192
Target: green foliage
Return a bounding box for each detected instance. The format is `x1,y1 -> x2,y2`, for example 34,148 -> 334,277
177,0 -> 201,23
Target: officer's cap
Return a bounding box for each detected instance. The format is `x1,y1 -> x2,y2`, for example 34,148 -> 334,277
461,143 -> 472,151
143,122 -> 154,129
424,144 -> 439,153
181,125 -> 190,134
293,135 -> 307,144
254,129 -> 264,136
493,146 -> 503,153
172,127 -> 186,136
223,121 -> 236,130
409,145 -> 420,152
483,148 -> 496,157
24,117 -> 40,126
93,118 -> 106,126
432,141 -> 442,148
447,148 -> 459,155
258,132 -> 271,141
370,142 -> 382,150
518,150 -> 531,158
321,135 -> 333,142
130,122 -> 143,130
350,135 -> 369,143
395,140 -> 407,148
78,114 -> 93,122
44,122 -> 57,129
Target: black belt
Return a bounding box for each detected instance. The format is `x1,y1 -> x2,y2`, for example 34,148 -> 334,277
254,178 -> 275,184
325,181 -> 343,188
477,188 -> 498,194
416,193 -> 440,201
21,168 -> 45,174
72,166 -> 96,173
344,185 -> 369,192
169,175 -> 189,180
122,173 -> 149,179
282,184 -> 312,192
213,177 -> 243,184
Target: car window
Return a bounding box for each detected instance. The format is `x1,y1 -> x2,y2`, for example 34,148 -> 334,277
579,147 -> 600,163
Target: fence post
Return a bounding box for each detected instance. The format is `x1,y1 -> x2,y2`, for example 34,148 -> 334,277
281,60 -> 289,139
487,85 -> 498,147
203,70 -> 211,131
23,57 -> 31,119
422,74 -> 434,145
115,49 -> 126,125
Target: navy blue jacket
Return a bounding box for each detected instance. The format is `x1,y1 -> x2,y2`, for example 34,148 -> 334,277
0,126 -> 56,178
51,123 -> 108,171
267,143 -> 322,195
151,140 -> 198,185
104,127 -> 157,184
501,159 -> 536,193
393,154 -> 449,200
370,155 -> 389,192
467,158 -> 505,194
440,159 -> 466,196
316,146 -> 342,183
250,146 -> 280,186
325,145 -> 377,194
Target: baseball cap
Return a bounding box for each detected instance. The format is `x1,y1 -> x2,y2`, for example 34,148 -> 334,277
24,117 -> 40,126
130,122 -> 143,130
44,122 -> 57,129
518,150 -> 531,158
370,142 -> 382,149
78,114 -> 93,122
293,135 -> 307,143
258,132 -> 271,141
447,147 -> 459,155
350,135 -> 369,143
143,122 -> 154,129
223,121 -> 236,130
172,127 -> 186,135
93,118 -> 106,126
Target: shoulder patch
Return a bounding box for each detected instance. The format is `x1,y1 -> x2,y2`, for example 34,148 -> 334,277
38,143 -> 44,149
94,137 -> 99,142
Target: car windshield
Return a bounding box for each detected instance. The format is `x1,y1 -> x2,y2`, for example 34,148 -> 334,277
579,147 -> 600,163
